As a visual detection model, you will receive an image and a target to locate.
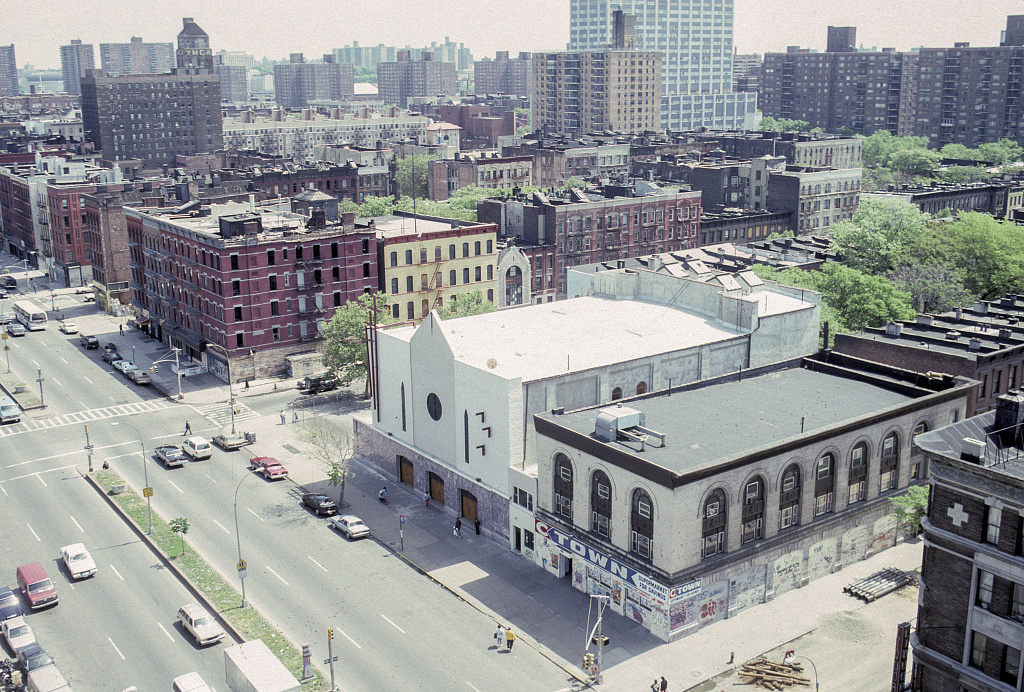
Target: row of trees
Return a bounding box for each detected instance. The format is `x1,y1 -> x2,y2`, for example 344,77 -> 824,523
861,131 -> 1024,190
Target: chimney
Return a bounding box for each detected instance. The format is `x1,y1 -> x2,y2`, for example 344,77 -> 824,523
995,391 -> 1024,446
885,322 -> 902,337
960,437 -> 986,464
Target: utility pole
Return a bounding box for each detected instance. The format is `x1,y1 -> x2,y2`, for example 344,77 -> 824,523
586,594 -> 609,685
36,368 -> 44,408
84,424 -> 93,473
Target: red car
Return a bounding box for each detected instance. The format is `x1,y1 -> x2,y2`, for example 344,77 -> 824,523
249,456 -> 289,480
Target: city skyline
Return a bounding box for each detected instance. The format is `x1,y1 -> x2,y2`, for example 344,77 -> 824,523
4,0 -> 1024,72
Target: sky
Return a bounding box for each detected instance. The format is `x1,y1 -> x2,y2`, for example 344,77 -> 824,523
4,0 -> 1024,70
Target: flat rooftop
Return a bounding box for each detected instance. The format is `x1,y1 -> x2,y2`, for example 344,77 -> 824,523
537,364 -> 915,473
385,295 -> 744,382
916,410 -> 1024,482
371,215 -> 491,238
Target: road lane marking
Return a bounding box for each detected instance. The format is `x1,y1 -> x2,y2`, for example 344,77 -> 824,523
213,520 -> 230,535
168,480 -> 183,494
380,614 -> 405,634
59,356 -> 68,365
337,628 -> 361,649
36,474 -> 47,487
202,472 -> 217,484
4,464 -> 79,481
109,564 -> 124,581
78,400 -> 89,409
108,637 -> 125,660
69,515 -> 84,532
156,432 -> 185,440
466,684 -> 483,692
307,556 -> 328,573
51,377 -> 62,386
246,508 -> 264,521
158,622 -> 174,641
267,567 -> 289,585
31,359 -> 39,367
26,524 -> 40,542
82,375 -> 92,384
0,485 -> 6,496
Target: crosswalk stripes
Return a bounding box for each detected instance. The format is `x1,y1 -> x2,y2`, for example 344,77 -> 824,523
193,400 -> 261,428
0,399 -> 175,437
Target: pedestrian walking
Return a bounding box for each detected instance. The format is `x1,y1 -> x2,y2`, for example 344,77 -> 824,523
280,411 -> 286,425
493,624 -> 504,650
505,627 -> 516,651
119,324 -> 124,335
378,487 -> 388,504
660,676 -> 668,691
728,651 -> 734,665
424,491 -> 430,508
244,380 -> 250,391
650,680 -> 659,692
453,517 -> 462,537
293,410 -> 298,423
183,420 -> 191,436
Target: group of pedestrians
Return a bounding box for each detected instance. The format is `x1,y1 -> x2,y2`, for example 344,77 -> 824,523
650,676 -> 668,691
493,624 -> 516,652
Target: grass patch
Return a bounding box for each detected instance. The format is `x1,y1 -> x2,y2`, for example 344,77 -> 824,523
95,471 -> 325,688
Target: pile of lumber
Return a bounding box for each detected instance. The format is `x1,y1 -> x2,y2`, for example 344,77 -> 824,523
738,658 -> 811,689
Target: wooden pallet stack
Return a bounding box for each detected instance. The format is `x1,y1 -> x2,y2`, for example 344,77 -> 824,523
738,658 -> 811,689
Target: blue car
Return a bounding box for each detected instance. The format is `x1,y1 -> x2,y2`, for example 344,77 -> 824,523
5,322 -> 25,336
0,586 -> 24,621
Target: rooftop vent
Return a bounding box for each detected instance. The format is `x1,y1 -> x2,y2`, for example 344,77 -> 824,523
885,322 -> 902,337
973,301 -> 989,315
916,315 -> 933,326
969,338 -> 982,351
1000,328 -> 1013,341
594,405 -> 666,451
945,330 -> 961,340
960,437 -> 986,464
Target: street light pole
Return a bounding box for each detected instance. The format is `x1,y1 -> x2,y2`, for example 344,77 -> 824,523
786,654 -> 819,692
112,421 -> 152,535
234,469 -> 258,608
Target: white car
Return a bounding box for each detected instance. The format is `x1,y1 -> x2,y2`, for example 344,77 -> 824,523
182,436 -> 212,460
113,360 -> 139,377
1,615 -> 35,653
177,603 -> 224,646
329,515 -> 370,540
61,543 -> 97,579
57,321 -> 78,334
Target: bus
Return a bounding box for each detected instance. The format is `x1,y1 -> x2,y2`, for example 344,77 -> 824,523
12,300 -> 47,330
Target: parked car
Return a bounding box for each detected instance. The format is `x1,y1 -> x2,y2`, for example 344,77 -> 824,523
298,375 -> 339,394
249,456 -> 288,480
173,672 -> 213,692
155,445 -> 186,468
177,603 -> 224,646
2,615 -> 34,654
302,493 -> 338,516
0,586 -> 23,621
212,431 -> 255,450
0,276 -> 16,289
182,436 -> 212,460
0,313 -> 10,325
79,333 -> 99,348
6,323 -> 25,337
113,360 -> 139,377
0,288 -> 7,299
102,349 -> 122,363
16,642 -> 53,673
16,562 -> 57,609
329,515 -> 370,540
57,321 -> 77,334
60,543 -> 96,579
102,342 -> 118,352
129,368 -> 152,385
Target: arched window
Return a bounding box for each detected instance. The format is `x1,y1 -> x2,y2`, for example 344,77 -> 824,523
911,421 -> 929,480
591,470 -> 612,538
742,476 -> 765,544
848,443 -> 868,504
611,387 -> 622,400
554,454 -> 573,520
419,248 -> 427,263
404,249 -> 413,264
636,381 -> 647,395
779,464 -> 801,530
630,489 -> 654,559
880,432 -> 899,492
434,246 -> 442,261
814,453 -> 834,516
702,488 -> 727,559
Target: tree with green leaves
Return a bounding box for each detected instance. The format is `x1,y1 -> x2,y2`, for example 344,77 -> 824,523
169,517 -> 190,556
861,131 -> 931,169
759,116 -> 811,132
890,485 -> 929,542
297,420 -> 354,508
395,154 -> 437,200
435,289 -> 496,320
829,197 -> 931,275
888,264 -> 973,314
321,292 -> 395,395
977,138 -> 1024,165
887,147 -> 941,179
357,196 -> 396,218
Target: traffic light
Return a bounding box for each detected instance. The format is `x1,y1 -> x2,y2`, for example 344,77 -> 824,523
151,365 -> 158,373
328,627 -> 334,640
583,653 -> 594,668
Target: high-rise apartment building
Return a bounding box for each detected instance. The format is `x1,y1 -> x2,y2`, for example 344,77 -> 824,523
217,62 -> 248,103
377,51 -> 456,107
60,40 -> 94,96
568,0 -> 756,131
732,52 -> 761,93
531,50 -> 661,138
81,18 -> 222,167
99,37 -> 174,76
0,45 -> 18,97
826,26 -> 857,53
474,52 -> 532,97
273,54 -> 354,109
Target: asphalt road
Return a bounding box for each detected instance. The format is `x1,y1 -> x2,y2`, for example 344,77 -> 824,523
0,320 -> 575,691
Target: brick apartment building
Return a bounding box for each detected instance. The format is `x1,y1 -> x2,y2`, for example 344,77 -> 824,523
125,204 -> 378,380
375,214 -> 498,322
426,153 -> 533,200
274,53 -> 355,108
377,51 -> 456,108
501,136 -> 631,188
474,51 -> 532,97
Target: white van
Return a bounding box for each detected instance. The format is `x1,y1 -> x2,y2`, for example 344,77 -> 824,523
172,671 -> 212,692
182,436 -> 212,460
0,395 -> 21,424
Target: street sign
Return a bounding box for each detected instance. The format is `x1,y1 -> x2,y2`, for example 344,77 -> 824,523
238,569 -> 247,579
236,559 -> 247,571
400,514 -> 405,525
143,487 -> 153,498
